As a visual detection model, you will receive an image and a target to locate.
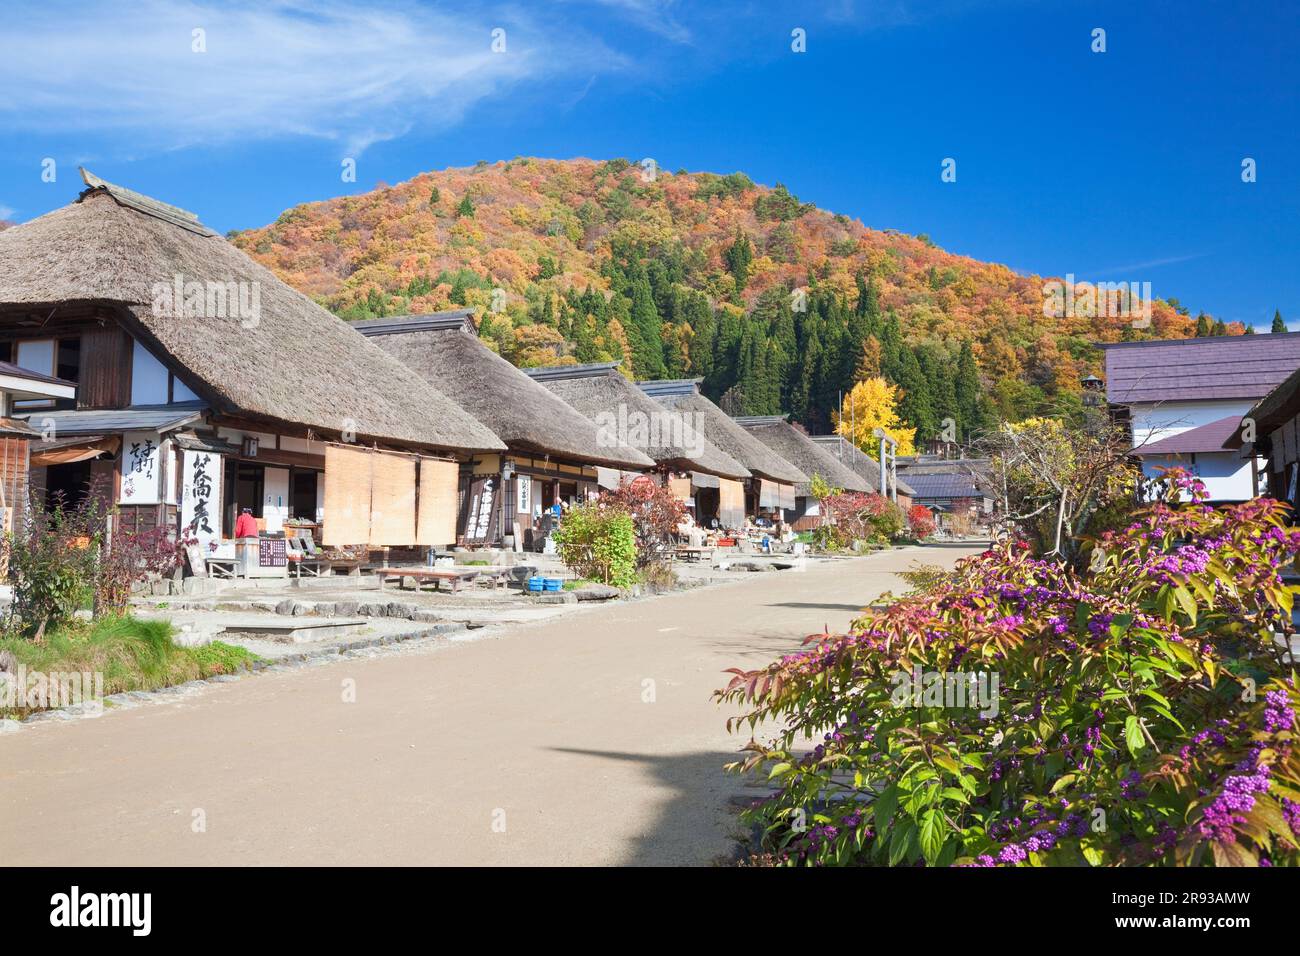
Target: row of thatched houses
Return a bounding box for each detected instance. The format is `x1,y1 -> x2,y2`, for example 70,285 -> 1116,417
0,171 -> 909,565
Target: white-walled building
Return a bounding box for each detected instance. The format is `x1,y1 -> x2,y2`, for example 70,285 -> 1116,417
1101,334 -> 1300,501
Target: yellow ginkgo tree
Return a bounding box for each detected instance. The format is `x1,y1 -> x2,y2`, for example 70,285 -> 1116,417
833,377 -> 917,459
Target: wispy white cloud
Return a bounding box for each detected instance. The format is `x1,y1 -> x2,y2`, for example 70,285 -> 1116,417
585,0 -> 693,44
0,205 -> 15,221
1090,253 -> 1209,274
0,0 -> 627,156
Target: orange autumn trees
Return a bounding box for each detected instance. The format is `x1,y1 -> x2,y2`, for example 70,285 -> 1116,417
233,157 -> 1239,432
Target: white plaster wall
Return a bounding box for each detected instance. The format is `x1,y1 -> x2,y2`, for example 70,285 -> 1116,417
1129,399 -> 1252,447
1141,452 -> 1254,501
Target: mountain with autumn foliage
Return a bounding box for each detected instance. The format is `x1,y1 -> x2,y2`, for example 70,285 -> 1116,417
231,157 -> 1241,440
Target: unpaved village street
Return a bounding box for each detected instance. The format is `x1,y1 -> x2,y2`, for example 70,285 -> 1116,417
1,544 -> 983,866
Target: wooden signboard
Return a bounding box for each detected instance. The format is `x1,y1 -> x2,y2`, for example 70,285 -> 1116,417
259,538 -> 287,567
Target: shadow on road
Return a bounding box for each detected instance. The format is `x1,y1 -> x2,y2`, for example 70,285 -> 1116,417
547,746 -> 756,866
764,601 -> 869,612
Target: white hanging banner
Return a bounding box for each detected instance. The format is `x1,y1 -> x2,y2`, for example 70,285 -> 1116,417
120,431 -> 162,505
181,449 -> 223,551
516,476 -> 532,514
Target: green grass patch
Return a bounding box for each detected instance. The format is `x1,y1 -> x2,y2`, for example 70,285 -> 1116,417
1,616 -> 262,719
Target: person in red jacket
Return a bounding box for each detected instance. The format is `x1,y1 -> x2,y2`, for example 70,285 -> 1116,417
234,507 -> 258,539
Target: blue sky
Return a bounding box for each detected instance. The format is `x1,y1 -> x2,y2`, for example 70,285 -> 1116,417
1,0 -> 1296,328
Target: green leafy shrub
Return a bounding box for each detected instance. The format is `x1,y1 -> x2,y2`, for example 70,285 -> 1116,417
603,477 -> 686,569
6,486 -> 186,639
553,502 -> 636,587
829,492 -> 906,543
718,473 -> 1300,866
809,524 -> 847,553
7,493 -> 100,639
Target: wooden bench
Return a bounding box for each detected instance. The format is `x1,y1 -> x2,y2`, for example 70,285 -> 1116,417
674,546 -> 715,563
205,558 -> 238,579
376,567 -> 510,593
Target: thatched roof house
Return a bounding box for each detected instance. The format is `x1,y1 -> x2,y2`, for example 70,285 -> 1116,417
733,416 -> 871,495
0,170 -> 503,454
809,434 -> 916,497
524,364 -> 750,479
638,379 -> 806,485
354,312 -> 652,470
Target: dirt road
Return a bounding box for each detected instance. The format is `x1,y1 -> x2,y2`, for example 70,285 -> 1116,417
0,544 -> 982,866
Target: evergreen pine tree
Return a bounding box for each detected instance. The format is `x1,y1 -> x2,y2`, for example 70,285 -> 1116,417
1272,309 -> 1287,333
919,344 -> 958,438
573,314 -> 599,363
722,231 -> 753,297
896,347 -> 936,442
626,271 -> 666,378
954,341 -> 983,440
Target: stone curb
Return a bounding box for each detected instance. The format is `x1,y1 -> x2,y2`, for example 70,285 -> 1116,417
5,622 -> 467,731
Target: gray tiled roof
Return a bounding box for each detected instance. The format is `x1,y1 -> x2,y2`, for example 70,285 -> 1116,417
1101,334 -> 1300,405
903,472 -> 986,500
17,403 -> 206,436
350,310 -> 474,335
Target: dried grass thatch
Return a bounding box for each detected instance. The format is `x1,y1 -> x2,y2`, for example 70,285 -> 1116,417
356,313 -> 653,469
733,416 -> 871,495
0,175 -> 504,453
638,379 -> 807,485
525,364 -> 750,479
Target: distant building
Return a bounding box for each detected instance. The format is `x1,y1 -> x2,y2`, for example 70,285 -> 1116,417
807,434 -> 915,508
732,416 -> 871,530
525,363 -> 752,528
895,456 -> 993,525
638,379 -> 805,523
1100,335 -> 1300,500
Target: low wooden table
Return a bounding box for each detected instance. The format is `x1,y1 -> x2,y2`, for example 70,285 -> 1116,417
376,567 -> 510,593
290,557 -> 331,578
674,546 -> 715,563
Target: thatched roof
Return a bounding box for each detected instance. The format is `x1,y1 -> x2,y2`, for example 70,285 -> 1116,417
355,313 -> 653,469
733,416 -> 871,495
638,379 -> 806,485
809,434 -> 916,496
524,364 -> 750,479
0,171 -> 504,454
